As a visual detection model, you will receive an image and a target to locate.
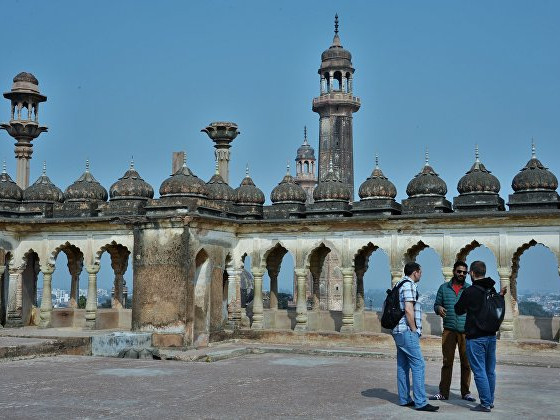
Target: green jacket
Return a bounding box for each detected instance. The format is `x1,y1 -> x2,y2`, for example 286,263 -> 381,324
434,279 -> 470,333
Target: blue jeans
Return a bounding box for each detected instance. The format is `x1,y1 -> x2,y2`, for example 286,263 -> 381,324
392,330 -> 427,408
466,336 -> 496,408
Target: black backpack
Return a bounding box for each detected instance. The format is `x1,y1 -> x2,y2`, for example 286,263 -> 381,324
381,279 -> 413,329
473,284 -> 506,333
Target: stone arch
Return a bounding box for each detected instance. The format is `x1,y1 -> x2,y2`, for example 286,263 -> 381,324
263,243 -> 292,310
405,241 -> 445,290
510,239 -> 558,316
0,251 -> 11,326
222,253 -> 233,323
354,242 -> 390,311
306,241 -> 343,311
404,240 -> 429,263
20,249 -> 40,326
96,241 -> 131,309
50,242 -> 84,310
193,248 -> 211,346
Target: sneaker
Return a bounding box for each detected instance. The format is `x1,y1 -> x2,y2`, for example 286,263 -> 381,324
402,401 -> 415,407
470,404 -> 491,412
429,393 -> 447,400
462,393 -> 476,402
490,404 -> 494,409
417,404 -> 440,412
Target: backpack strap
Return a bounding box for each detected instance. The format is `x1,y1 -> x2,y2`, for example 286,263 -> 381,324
395,279 -> 419,301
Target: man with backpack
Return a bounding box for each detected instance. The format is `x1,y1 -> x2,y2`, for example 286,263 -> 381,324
454,260 -> 507,412
390,262 -> 439,412
429,261 -> 476,402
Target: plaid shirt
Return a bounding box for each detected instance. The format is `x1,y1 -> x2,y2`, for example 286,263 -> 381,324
392,276 -> 423,336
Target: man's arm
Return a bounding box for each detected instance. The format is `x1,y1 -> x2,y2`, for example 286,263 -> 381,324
405,301 -> 417,332
434,284 -> 446,317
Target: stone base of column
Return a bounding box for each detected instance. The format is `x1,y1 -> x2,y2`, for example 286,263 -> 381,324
38,310 -> 52,329
251,315 -> 264,329
499,323 -> 514,340
6,315 -> 23,328
85,312 -> 96,330
294,323 -> 307,332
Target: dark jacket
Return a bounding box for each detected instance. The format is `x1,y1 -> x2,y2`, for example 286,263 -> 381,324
454,277 -> 497,339
434,278 -> 469,332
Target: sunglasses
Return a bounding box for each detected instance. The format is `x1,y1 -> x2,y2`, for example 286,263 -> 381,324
456,270 -> 468,274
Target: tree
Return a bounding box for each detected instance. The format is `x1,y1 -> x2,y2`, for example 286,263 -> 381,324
518,301 -> 552,318
78,295 -> 87,309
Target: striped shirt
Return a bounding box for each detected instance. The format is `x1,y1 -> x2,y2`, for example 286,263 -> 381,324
392,276 -> 423,336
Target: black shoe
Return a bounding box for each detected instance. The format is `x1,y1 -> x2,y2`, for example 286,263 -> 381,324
417,404 -> 439,412
402,401 -> 415,407
470,404 -> 491,412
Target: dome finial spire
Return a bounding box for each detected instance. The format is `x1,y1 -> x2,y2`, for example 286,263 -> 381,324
130,155 -> 134,169
85,159 -> 90,172
2,160 -> 6,174
531,138 -> 536,159
183,151 -> 187,167
42,161 -> 47,175
375,153 -> 379,169
334,14 -> 339,35
215,157 -> 220,175
303,126 -> 308,145
424,147 -> 430,166
286,161 -> 290,175
475,144 -> 480,163
245,163 -> 249,178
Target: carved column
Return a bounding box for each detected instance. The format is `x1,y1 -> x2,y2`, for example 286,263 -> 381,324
294,268 -> 308,331
39,265 -> 55,328
355,267 -> 365,311
498,266 -> 514,339
442,267 -> 453,282
0,266 -> 4,328
391,269 -> 402,287
251,267 -> 265,329
311,271 -> 320,311
67,257 -> 83,309
85,264 -> 100,329
341,268 -> 355,332
226,268 -> 241,328
268,268 -> 278,310
6,268 -> 24,327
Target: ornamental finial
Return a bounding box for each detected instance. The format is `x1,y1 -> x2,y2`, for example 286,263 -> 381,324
424,147 -> 430,166
334,14 -> 339,35
375,153 -> 379,169
130,156 -> 134,169
475,144 -> 480,163
304,126 -> 308,144
85,159 -> 90,172
183,151 -> 187,167
286,161 -> 290,175
42,161 -> 47,175
531,138 -> 536,159
245,163 -> 249,177
2,160 -> 6,174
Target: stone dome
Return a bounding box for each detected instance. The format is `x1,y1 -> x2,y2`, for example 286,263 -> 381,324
206,166 -> 236,202
320,16 -> 352,67
296,128 -> 315,160
406,155 -> 447,198
159,159 -> 208,198
23,163 -> 63,203
13,72 -> 38,85
0,164 -> 22,202
313,164 -> 352,202
457,149 -> 500,195
235,168 -> 265,205
65,161 -> 108,202
358,157 -> 397,200
271,167 -> 307,204
110,162 -> 154,200
512,146 -> 558,192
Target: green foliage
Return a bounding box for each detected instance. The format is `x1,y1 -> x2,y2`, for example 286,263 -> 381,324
78,295 -> 87,309
518,301 -> 552,318
100,298 -> 112,308
277,292 -> 292,309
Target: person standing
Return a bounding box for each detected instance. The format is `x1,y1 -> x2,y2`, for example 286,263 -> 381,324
454,260 -> 507,412
429,261 -> 476,402
392,262 -> 439,412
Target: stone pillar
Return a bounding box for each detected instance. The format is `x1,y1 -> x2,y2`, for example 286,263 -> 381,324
39,265 -> 55,329
0,266 -> 4,328
85,264 -> 100,329
6,268 -> 23,327
215,149 -> 231,184
391,270 -> 402,287
268,268 -> 278,310
251,267 -> 265,329
340,268 -> 355,332
498,266 -> 514,339
15,144 -> 32,189
311,272 -> 320,311
294,268 -> 308,331
442,266 -> 453,282
355,268 -> 365,311
69,271 -> 79,308
226,268 -> 241,328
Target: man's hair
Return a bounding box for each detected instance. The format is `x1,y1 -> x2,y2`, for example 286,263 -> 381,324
469,260 -> 486,278
404,262 -> 421,276
454,261 -> 468,270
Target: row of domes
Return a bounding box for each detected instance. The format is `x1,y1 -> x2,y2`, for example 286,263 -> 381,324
0,146 -> 557,205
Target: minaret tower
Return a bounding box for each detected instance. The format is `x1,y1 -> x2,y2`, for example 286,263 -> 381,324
294,126 -> 317,204
0,72 -> 48,189
312,15 -> 360,199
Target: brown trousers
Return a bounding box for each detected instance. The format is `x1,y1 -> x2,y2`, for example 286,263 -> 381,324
439,329 -> 471,398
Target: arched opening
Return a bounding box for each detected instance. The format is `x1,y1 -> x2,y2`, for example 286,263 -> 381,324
304,161 -> 310,173
461,244 -> 499,283
307,243 -> 342,311
345,72 -> 352,93
222,254 -> 232,324
194,249 -> 211,346
323,72 -> 330,93
21,251 -> 40,326
512,242 -> 559,341
406,243 -> 444,309
333,71 -> 342,91
356,244 -> 391,311
264,243 -> 293,310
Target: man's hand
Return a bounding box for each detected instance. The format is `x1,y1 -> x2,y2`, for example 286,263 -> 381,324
500,286 -> 508,296
438,306 -> 447,318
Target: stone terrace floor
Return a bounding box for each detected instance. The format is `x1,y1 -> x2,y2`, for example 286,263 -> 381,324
0,342 -> 559,419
